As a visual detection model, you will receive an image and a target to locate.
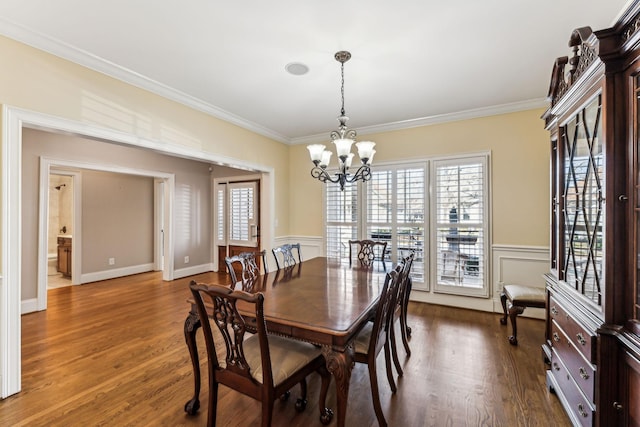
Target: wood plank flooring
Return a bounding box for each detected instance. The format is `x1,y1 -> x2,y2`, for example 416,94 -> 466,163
0,271 -> 570,426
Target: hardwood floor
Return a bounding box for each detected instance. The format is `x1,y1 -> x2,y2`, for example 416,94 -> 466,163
1,271 -> 570,426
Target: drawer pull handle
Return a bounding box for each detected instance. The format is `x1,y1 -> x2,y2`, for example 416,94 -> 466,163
576,333 -> 587,346
577,403 -> 588,418
551,306 -> 559,316
552,362 -> 560,371
579,367 -> 589,380
553,332 -> 560,342
613,402 -> 623,411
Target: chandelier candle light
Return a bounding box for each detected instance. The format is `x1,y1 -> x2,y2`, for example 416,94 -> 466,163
307,51 -> 376,191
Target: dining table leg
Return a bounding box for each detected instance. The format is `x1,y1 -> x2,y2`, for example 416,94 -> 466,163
322,344 -> 355,427
183,308 -> 202,415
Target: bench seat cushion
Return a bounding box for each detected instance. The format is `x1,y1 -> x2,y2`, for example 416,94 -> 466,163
503,284 -> 545,308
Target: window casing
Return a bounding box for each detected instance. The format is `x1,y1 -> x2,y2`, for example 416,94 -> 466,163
432,155 -> 489,297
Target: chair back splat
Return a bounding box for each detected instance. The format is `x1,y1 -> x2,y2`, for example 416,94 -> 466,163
271,243 -> 302,270
225,250 -> 268,286
349,239 -> 387,267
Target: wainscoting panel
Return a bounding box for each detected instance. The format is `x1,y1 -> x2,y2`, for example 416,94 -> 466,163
491,245 -> 549,319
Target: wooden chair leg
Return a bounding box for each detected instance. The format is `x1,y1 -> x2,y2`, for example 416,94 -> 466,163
368,359 -> 388,427
261,399 -> 274,427
294,379 -> 308,412
507,304 -> 525,345
390,320 -> 404,378
207,381 -> 218,427
384,338 -> 398,393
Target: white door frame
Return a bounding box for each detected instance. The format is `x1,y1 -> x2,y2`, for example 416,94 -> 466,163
36,158 -> 175,312
1,105 -> 275,399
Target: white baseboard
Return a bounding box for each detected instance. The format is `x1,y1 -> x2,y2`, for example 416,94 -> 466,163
21,298 -> 39,314
80,263 -> 155,284
173,263 -> 214,279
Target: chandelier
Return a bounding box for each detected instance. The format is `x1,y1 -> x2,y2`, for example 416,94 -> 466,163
307,51 -> 376,191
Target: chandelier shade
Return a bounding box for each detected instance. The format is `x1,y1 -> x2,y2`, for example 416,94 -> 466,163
307,51 -> 375,191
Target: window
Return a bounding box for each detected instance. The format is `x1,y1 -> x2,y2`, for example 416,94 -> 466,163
366,164 -> 426,286
227,182 -> 258,247
432,156 -> 489,297
325,155 -> 490,297
325,182 -> 358,259
325,162 -> 427,288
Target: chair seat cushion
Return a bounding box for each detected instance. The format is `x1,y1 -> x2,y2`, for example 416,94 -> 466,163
243,334 -> 322,386
504,284 -> 545,308
354,322 -> 374,354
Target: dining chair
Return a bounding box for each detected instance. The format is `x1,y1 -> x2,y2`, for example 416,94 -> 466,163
225,250 -> 268,286
352,268 -> 401,427
189,281 -> 331,427
348,239 -> 387,267
389,252 -> 415,379
271,243 -> 302,270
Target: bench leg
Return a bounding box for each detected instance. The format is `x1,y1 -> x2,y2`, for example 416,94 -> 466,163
500,291 -> 508,325
507,304 -> 525,345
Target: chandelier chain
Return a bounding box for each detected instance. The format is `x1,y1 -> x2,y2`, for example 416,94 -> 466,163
340,61 -> 345,117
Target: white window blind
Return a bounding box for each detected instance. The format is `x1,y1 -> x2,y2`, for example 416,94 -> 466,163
366,164 -> 426,286
433,156 -> 489,297
228,182 -> 258,247
216,185 -> 225,245
325,181 -> 358,259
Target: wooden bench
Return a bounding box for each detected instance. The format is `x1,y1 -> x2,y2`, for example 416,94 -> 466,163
500,284 -> 546,345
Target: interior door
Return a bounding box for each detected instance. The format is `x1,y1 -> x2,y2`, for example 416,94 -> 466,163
217,180 -> 261,273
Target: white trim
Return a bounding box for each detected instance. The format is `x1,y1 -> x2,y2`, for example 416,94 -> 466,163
81,263 -> 155,284
431,153 -> 492,298
0,17 -> 289,145
31,157 -> 177,315
0,18 -> 547,146
1,106 -> 22,398
173,263 -> 215,280
37,167 -> 82,311
1,105 -> 276,398
21,298 -> 38,314
291,99 -> 548,145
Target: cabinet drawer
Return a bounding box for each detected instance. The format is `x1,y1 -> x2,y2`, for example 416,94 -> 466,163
549,295 -> 596,363
550,349 -> 594,427
550,320 -> 595,402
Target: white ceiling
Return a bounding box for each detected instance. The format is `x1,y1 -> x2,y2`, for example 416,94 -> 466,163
0,1 -> 631,144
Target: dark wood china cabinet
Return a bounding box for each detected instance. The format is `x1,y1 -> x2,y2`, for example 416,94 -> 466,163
542,2 -> 640,426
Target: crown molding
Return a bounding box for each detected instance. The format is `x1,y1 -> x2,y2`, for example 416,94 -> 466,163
0,18 -> 290,144
0,18 -> 548,147
289,98 -> 548,145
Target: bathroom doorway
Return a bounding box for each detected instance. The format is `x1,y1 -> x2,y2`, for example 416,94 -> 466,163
47,173 -> 74,289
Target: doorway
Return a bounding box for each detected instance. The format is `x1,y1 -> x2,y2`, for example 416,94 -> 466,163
216,179 -> 262,272
47,173 -> 74,289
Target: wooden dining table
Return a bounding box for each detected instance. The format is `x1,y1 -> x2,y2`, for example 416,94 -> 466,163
183,256 -> 389,427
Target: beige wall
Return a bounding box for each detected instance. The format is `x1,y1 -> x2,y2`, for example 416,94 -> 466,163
0,34 -> 291,244
21,128 -> 215,299
81,170 -> 154,273
3,33 -> 550,296
289,109 -> 550,247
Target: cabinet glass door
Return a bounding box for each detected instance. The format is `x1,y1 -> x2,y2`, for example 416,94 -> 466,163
561,95 -> 603,306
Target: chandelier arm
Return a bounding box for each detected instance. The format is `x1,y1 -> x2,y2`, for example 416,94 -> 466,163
310,166 -> 341,184
345,165 -> 372,183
